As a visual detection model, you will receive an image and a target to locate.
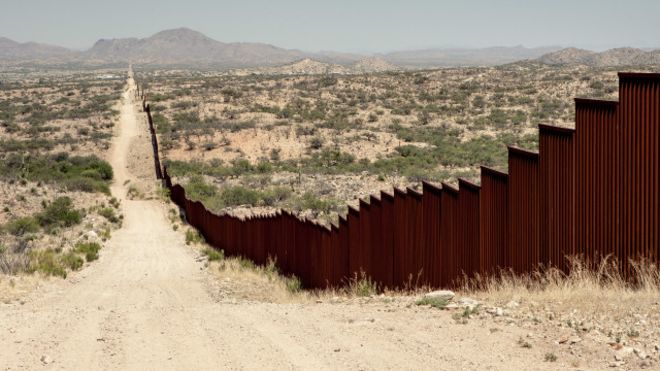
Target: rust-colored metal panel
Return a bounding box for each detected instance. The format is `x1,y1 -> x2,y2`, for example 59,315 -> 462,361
617,73 -> 660,274
479,166 -> 508,275
405,188 -> 424,286
379,191 -> 395,288
422,181 -> 442,287
368,195 -> 386,286
575,98 -> 619,269
347,206 -> 361,278
539,124 -> 575,271
440,183 -> 459,286
458,178 -> 480,279
392,188 -> 408,287
508,146 -> 540,274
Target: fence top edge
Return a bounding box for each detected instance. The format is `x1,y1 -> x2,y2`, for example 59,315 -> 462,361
441,182 -> 459,194
407,187 -> 423,199
458,177 -> 481,191
538,123 -> 575,135
574,97 -> 618,108
422,180 -> 442,194
508,146 -> 539,160
380,190 -> 395,200
393,187 -> 407,196
480,165 -> 508,179
618,72 -> 660,81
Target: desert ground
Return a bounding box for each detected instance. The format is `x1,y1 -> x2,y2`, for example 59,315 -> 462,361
0,71 -> 657,370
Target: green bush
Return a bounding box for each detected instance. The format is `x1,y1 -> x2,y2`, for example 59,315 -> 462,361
74,242 -> 101,262
286,276 -> 302,293
4,217 -> 39,236
61,251 -> 84,271
203,247 -> 224,261
99,207 -> 119,223
0,153 -> 113,193
37,197 -> 82,231
185,229 -> 204,245
416,296 -> 449,309
29,249 -> 67,278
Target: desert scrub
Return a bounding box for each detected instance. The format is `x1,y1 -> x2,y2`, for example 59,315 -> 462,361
415,296 -> 449,309
348,271 -> 378,297
28,249 -> 68,278
202,247 -> 224,261
74,242 -> 101,262
61,251 -> 84,271
285,275 -> 302,293
185,229 -> 204,245
0,153 -> 113,194
3,217 -> 39,236
37,197 -> 82,232
98,207 -> 120,224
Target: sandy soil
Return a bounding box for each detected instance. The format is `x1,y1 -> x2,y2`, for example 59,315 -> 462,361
0,75 -> 592,370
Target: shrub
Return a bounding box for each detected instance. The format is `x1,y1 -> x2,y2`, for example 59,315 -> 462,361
309,136 -> 324,150
0,153 -> 113,193
185,229 -> 204,245
99,207 -> 119,223
203,247 -> 224,261
37,197 -> 82,231
348,271 -> 378,297
61,251 -> 84,271
415,296 -> 449,309
4,217 -> 39,236
74,242 -> 101,262
286,276 -> 302,293
29,249 -> 67,278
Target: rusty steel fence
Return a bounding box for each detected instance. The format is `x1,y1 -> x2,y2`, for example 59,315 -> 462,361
137,72 -> 660,289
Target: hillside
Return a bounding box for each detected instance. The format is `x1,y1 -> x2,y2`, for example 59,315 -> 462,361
0,37 -> 76,62
539,47 -> 660,66
382,45 -> 561,67
83,28 -> 307,67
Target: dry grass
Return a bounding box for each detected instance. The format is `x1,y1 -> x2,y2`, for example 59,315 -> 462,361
460,257 -> 660,313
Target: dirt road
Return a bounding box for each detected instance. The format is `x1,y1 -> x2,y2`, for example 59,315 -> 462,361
0,78 -> 567,370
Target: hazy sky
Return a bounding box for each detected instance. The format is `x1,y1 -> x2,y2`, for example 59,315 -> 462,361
2,0 -> 659,52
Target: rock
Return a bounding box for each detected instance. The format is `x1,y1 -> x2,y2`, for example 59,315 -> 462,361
634,348 -> 649,360
609,361 -> 625,367
495,307 -> 504,317
615,346 -> 635,360
569,336 -> 582,345
40,355 -> 52,365
458,297 -> 480,309
505,300 -> 519,309
424,290 -> 455,302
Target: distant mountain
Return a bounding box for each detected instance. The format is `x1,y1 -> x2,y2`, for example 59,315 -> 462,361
538,47 -> 660,66
380,45 -> 561,67
0,37 -> 76,62
83,28 -> 307,67
4,28 -> 659,69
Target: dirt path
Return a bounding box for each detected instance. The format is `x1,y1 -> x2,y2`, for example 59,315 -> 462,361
0,77 -> 570,370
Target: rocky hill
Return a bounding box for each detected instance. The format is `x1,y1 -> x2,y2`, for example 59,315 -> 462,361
83,28 -> 306,67
0,37 -> 75,63
538,47 -> 660,66
381,45 -> 560,67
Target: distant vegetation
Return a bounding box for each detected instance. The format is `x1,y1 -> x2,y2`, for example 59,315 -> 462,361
0,153 -> 113,193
